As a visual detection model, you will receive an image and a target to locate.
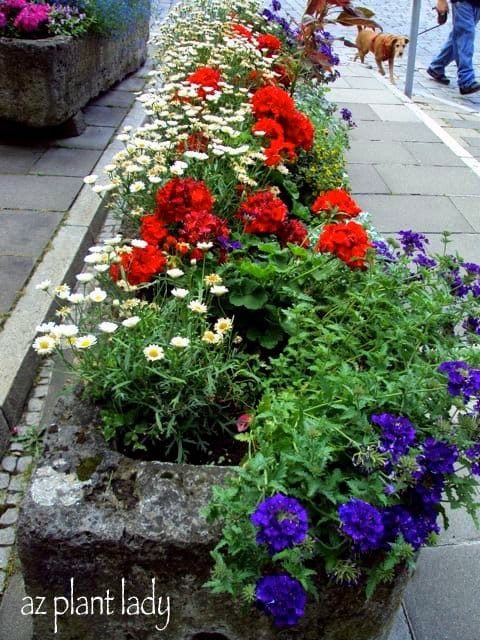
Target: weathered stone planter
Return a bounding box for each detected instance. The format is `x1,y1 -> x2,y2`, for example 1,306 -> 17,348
18,395 -> 411,640
0,16 -> 149,131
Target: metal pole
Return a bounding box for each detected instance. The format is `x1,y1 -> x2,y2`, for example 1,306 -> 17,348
405,0 -> 422,97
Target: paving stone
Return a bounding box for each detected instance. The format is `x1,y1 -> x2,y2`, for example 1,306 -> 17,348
9,443 -> 24,453
349,122 -> 439,143
15,457 -> 33,474
450,196 -> 480,232
0,546 -> 10,569
26,397 -> 43,413
0,255 -> 35,315
0,528 -> 15,546
0,474 -> 8,490
53,126 -> 116,150
347,164 -> 391,194
83,105 -> 128,127
114,75 -> 147,92
346,141 -> 417,165
334,102 -> 381,121
92,90 -> 136,108
424,233 -> 480,263
0,146 -> 43,174
370,105 -> 420,122
442,118 -> 480,130
402,141 -> 465,166
344,75 -> 386,90
327,87 -> 402,105
0,175 -> 82,210
462,136 -> 480,148
0,211 -> 62,258
404,544 -> 480,640
0,508 -> 18,526
30,147 -> 102,177
5,493 -> 22,507
7,477 -> 24,493
356,195 -> 476,233
32,384 -> 48,399
0,571 -> 5,593
0,572 -> 34,640
374,165 -> 480,196
1,457 -> 16,473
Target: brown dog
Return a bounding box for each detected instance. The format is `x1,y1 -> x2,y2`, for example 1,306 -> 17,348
354,26 -> 409,85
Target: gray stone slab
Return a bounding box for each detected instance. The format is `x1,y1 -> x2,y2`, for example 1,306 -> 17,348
346,141 -> 417,164
345,75 -> 387,90
438,502 -> 480,546
404,544 -> 480,640
0,527 -> 15,546
328,87 -> 402,104
371,105 -> 420,122
335,102 -> 381,121
53,126 -> 116,150
386,607 -> 413,640
0,211 -> 62,257
356,195 -> 476,233
450,196 -> 480,231
114,75 -> 147,91
463,136 -> 480,148
0,255 -> 35,315
0,175 -> 82,210
91,89 -> 136,108
374,165 -> 480,196
347,164 -> 391,194
349,122 -> 440,142
0,546 -> 10,569
0,573 -> 33,640
425,233 -> 480,262
403,141 -> 465,166
83,105 -> 128,127
31,148 -> 102,177
442,118 -> 480,130
0,146 -> 43,174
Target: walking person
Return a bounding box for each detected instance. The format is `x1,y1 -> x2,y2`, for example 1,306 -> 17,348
427,0 -> 480,95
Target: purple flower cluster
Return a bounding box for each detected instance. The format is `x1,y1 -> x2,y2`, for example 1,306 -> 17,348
372,240 -> 397,263
438,361 -> 480,412
256,574 -> 307,627
465,443 -> 480,475
340,107 -> 356,128
338,498 -> 384,552
444,259 -> 480,298
417,437 -> 459,476
251,494 -> 309,555
463,316 -> 480,336
261,7 -> 298,41
372,413 -> 417,464
13,2 -> 49,31
398,229 -> 429,256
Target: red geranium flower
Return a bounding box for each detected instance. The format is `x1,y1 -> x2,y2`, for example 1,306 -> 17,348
180,210 -> 230,245
283,110 -> 314,151
256,33 -> 282,54
140,215 -> 168,246
110,245 -> 166,285
311,189 -> 362,219
277,219 -> 310,248
237,190 -> 288,235
186,66 -> 222,99
155,178 -> 214,225
251,85 -> 296,121
315,221 -> 371,269
231,23 -> 253,39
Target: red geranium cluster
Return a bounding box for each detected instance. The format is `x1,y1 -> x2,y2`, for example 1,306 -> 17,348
110,245 -> 167,286
186,66 -> 222,99
251,86 -> 314,166
315,221 -> 371,269
311,189 -> 362,219
231,22 -> 253,39
236,189 -> 309,247
155,177 -> 214,224
256,33 -> 282,55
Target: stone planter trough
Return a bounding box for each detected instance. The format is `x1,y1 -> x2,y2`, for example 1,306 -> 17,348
0,15 -> 149,133
17,394 -> 411,640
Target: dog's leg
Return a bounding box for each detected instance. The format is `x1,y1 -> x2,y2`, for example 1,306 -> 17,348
376,58 -> 385,77
388,58 -> 395,84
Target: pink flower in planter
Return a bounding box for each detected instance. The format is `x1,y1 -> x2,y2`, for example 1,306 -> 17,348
1,0 -> 28,15
0,11 -> 6,28
236,414 -> 253,432
13,3 -> 50,32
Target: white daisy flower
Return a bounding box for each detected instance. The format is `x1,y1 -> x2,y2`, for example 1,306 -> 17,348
53,285 -> 71,300
197,241 -> 213,250
210,285 -> 229,296
94,264 -> 110,273
89,288 -> 107,303
98,322 -> 118,333
166,268 -> 184,278
214,317 -> 233,333
67,293 -> 85,305
75,334 -> 98,349
35,279 -> 51,291
170,336 -> 190,348
188,300 -> 208,314
171,287 -> 189,298
75,273 -> 94,283
122,316 -> 141,328
131,239 -> 148,249
35,322 -> 57,334
129,181 -> 145,193
32,335 -> 56,355
83,175 -> 98,184
144,344 -> 165,361
202,330 -> 222,344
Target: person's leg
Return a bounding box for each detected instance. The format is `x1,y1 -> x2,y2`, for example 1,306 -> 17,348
429,28 -> 455,74
452,0 -> 477,88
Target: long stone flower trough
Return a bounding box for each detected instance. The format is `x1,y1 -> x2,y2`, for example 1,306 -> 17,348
17,393 -> 411,639
0,17 -> 149,134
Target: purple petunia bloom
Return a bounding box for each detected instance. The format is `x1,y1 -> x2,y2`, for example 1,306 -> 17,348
256,574 -> 307,627
398,230 -> 429,256
0,11 -> 6,27
413,253 -> 437,269
417,437 -> 458,475
251,494 -> 309,555
372,240 -> 396,262
217,235 -> 241,251
338,498 -> 384,552
463,317 -> 480,335
465,443 -> 480,475
438,360 -> 470,397
13,3 -> 50,32
272,0 -> 282,11
372,413 -> 416,464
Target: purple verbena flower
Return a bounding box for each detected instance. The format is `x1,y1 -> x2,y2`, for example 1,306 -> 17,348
465,443 -> 480,475
438,360 -> 470,397
256,574 -> 307,627
217,235 -> 241,251
417,437 -> 458,475
251,494 -> 309,554
338,498 -> 384,552
372,240 -> 396,262
271,0 -> 282,11
398,230 -> 429,256
372,413 -> 416,464
413,253 -> 437,269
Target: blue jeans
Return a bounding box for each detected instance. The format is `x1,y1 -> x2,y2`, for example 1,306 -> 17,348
430,0 -> 480,88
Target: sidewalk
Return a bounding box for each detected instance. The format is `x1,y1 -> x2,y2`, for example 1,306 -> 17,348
0,7 -> 480,640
